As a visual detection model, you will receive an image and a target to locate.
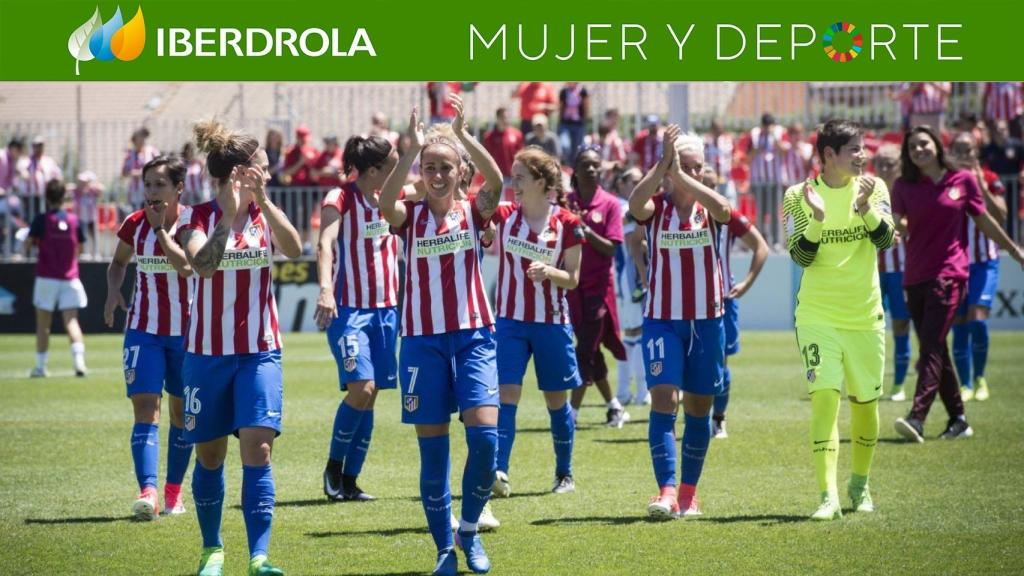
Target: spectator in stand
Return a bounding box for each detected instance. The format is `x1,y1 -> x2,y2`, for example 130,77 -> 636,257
0,186 -> 25,254
0,137 -> 25,194
780,122 -> 813,188
313,134 -> 345,188
595,109 -> 629,188
558,82 -> 589,164
897,82 -> 952,132
72,171 -> 103,253
265,128 -> 285,187
369,112 -> 400,149
282,124 -> 319,187
25,179 -> 88,378
747,114 -> 785,243
632,114 -> 664,173
981,120 -> 1024,179
525,114 -> 561,159
122,128 -> 160,211
513,82 -> 558,134
427,82 -> 462,124
704,119 -> 736,204
483,107 -> 524,197
18,136 -> 64,207
182,142 -> 207,205
982,82 -> 1023,129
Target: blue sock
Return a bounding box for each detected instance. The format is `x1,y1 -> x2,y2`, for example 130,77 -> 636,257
417,435 -> 453,552
496,403 -> 517,474
130,423 -> 159,490
969,319 -> 989,379
548,404 -> 575,477
894,334 -> 911,386
165,424 -> 193,486
680,413 -> 712,487
192,464 -> 225,549
951,323 -> 972,388
342,409 -> 373,477
461,426 -> 498,527
328,401 -> 365,462
241,465 -> 275,559
648,411 -> 677,488
713,367 -> 731,417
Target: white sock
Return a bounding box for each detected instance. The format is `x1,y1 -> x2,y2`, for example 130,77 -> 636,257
459,518 -> 478,533
70,342 -> 86,369
607,397 -> 623,410
630,342 -> 648,398
616,349 -> 632,400
36,352 -> 48,370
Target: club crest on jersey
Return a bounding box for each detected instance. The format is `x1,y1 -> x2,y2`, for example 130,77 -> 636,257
184,414 -> 196,432
244,224 -> 263,244
806,369 -> 816,383
590,211 -> 603,224
692,211 -> 704,225
344,357 -> 357,372
650,361 -> 663,377
404,394 -> 419,413
124,369 -> 136,385
947,186 -> 961,200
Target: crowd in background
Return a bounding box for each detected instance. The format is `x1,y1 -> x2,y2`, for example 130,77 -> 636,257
1,81 -> 1022,258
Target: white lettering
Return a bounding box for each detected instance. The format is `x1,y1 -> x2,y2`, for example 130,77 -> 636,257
717,25 -> 746,60
791,24 -> 815,60
247,28 -> 273,57
621,24 -> 647,60
756,24 -> 781,61
937,24 -> 962,61
903,24 -> 927,61
300,28 -> 329,57
518,24 -> 548,61
469,24 -> 506,61
587,24 -> 612,61
195,28 -> 215,57
871,25 -> 896,60
220,28 -> 242,57
666,23 -> 695,61
170,28 -> 192,57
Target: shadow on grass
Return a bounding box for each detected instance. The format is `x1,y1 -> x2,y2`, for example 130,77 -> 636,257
328,572 -> 430,576
703,513 -> 807,525
236,496 -> 430,510
508,490 -> 552,499
531,515 -> 649,526
592,437 -> 647,444
307,526 -> 427,538
838,438 -> 907,445
25,515 -> 132,525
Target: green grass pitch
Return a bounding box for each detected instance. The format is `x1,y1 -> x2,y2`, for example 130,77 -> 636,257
1,331 -> 1021,575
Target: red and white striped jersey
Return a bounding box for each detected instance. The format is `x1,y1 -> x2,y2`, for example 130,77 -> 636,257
395,198 -> 494,336
493,202 -> 584,324
779,142 -> 811,186
747,125 -> 785,184
322,182 -> 400,310
717,212 -> 752,294
117,210 -> 190,336
704,133 -> 733,183
967,169 -> 1005,264
177,201 -> 281,355
18,155 -> 62,196
983,83 -> 1023,123
122,146 -> 160,206
877,240 -> 906,274
185,160 -> 207,203
902,82 -> 950,115
640,194 -> 725,320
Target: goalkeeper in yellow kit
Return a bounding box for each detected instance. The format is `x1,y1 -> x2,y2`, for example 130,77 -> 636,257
783,119 -> 895,520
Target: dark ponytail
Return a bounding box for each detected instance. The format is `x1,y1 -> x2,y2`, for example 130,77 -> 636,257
342,135 -> 393,176
193,120 -> 259,182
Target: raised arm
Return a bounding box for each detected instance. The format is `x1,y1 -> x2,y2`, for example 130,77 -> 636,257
314,204 -> 341,329
450,94 -> 502,220
180,189 -> 236,279
380,109 -> 423,229
630,124 -> 680,222
785,179 -> 825,268
240,165 -> 301,259
143,203 -> 192,277
104,240 -> 134,327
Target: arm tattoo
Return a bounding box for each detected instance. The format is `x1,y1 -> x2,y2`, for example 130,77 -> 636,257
193,222 -> 230,274
475,185 -> 499,217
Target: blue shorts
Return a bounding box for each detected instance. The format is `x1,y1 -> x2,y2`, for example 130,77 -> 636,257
327,306 -> 399,390
181,350 -> 283,444
880,271 -> 910,321
641,317 -> 725,395
399,328 -> 499,425
724,298 -> 740,356
123,329 -> 185,398
958,260 -> 1000,314
495,318 -> 581,391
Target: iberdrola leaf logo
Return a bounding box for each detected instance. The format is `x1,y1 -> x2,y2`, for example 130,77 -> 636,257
68,5 -> 146,76
68,6 -> 102,76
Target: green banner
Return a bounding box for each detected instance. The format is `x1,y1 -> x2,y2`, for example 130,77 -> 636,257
1,0 -> 1021,80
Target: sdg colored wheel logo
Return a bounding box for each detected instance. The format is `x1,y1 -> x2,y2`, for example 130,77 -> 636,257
822,22 -> 861,63
68,6 -> 146,76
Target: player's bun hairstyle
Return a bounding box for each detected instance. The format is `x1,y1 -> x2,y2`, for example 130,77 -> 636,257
899,125 -> 949,183
673,132 -> 705,162
193,120 -> 259,183
815,118 -> 864,162
44,178 -> 66,206
515,146 -> 567,208
342,135 -> 393,176
142,155 -> 187,187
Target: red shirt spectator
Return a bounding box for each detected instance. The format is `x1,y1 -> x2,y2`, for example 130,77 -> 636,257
632,115 -> 664,172
513,82 -> 557,132
283,124 -> 319,187
483,108 -> 523,180
427,82 -> 462,123
313,136 -> 344,187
